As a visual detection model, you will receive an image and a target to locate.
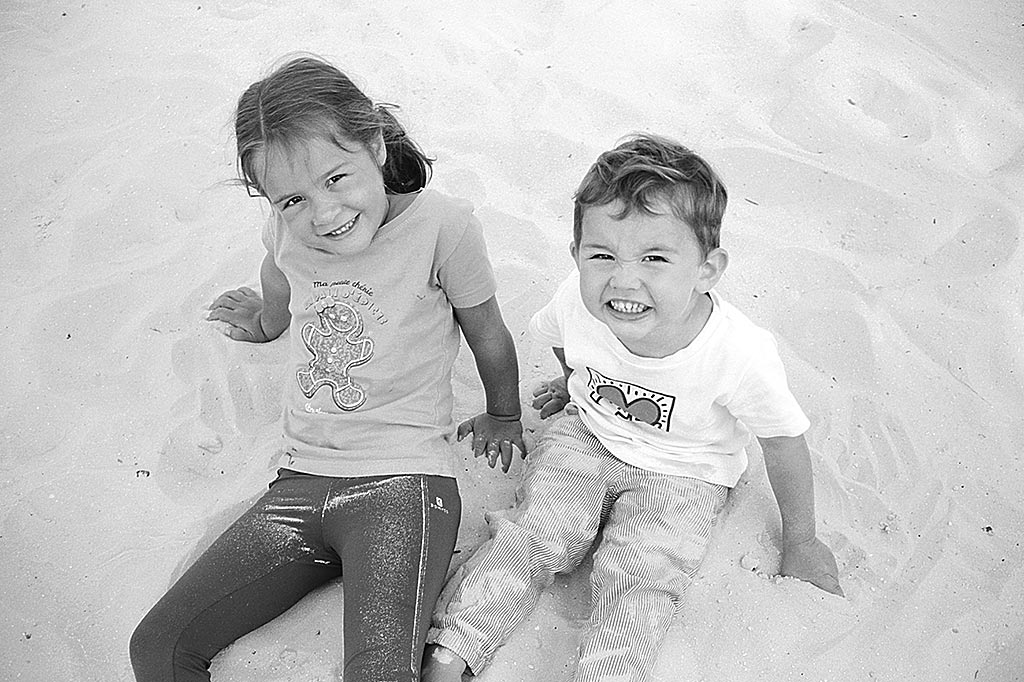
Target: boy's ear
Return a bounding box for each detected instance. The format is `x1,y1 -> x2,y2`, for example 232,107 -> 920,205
697,247 -> 728,292
569,240 -> 579,263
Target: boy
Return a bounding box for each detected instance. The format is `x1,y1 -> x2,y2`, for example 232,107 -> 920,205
424,134 -> 842,682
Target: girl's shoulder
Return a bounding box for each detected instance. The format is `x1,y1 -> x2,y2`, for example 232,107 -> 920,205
399,189 -> 480,245
412,188 -> 476,224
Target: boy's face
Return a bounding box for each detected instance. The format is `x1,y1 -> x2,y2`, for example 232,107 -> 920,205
257,135 -> 389,257
572,200 -> 725,358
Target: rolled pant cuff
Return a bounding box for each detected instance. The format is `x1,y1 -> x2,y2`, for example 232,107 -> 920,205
426,627 -> 492,676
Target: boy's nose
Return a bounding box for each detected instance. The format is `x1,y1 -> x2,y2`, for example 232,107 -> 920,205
609,263 -> 642,289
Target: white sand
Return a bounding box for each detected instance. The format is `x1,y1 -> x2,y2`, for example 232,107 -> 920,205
2,1 -> 1022,680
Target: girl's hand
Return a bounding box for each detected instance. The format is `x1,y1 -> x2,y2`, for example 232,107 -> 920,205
206,287 -> 271,343
531,376 -> 573,418
457,413 -> 527,473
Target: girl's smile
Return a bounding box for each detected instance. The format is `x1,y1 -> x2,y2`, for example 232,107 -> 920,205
320,213 -> 359,238
259,134 -> 390,257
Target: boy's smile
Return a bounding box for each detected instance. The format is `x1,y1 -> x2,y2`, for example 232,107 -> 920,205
258,135 -> 390,257
573,200 -> 727,358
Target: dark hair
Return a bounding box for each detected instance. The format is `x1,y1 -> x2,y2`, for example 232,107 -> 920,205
235,55 -> 432,196
573,134 -> 727,257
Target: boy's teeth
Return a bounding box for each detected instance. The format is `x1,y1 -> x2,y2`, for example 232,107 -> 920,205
609,300 -> 648,314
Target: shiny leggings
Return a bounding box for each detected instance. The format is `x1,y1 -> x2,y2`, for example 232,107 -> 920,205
130,470 -> 461,682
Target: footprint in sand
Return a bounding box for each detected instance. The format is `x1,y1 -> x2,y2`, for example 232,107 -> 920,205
769,67 -> 932,152
847,69 -> 932,144
923,203 -> 1019,277
716,146 -> 923,257
882,237 -> 1024,416
766,14 -> 933,152
785,15 -> 836,63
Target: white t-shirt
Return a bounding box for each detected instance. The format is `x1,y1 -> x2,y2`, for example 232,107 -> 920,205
529,271 -> 809,487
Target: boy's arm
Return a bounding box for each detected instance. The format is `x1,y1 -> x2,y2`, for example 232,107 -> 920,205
208,252 -> 291,342
453,295 -> 526,472
552,347 -> 571,380
758,433 -> 844,596
531,347 -> 573,418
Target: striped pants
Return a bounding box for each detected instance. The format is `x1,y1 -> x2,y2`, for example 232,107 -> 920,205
428,416 -> 728,681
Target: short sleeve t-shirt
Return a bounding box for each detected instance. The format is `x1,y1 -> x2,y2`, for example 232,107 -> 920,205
263,189 -> 497,478
530,271 -> 809,487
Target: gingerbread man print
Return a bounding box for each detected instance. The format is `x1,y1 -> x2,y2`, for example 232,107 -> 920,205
297,296 -> 374,410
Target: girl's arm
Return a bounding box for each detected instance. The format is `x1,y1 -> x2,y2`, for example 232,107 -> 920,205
758,433 -> 844,596
453,295 -> 526,472
207,252 -> 291,342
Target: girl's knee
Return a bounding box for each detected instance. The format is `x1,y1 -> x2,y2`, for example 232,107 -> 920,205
129,610 -> 168,679
129,603 -> 207,681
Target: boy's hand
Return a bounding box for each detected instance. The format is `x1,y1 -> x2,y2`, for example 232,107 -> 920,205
207,287 -> 271,343
457,413 -> 527,473
780,536 -> 844,597
531,376 -> 573,418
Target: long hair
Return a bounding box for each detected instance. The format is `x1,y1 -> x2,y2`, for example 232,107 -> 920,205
235,55 -> 432,195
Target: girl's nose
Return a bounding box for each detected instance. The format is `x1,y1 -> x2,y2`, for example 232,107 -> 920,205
311,197 -> 339,227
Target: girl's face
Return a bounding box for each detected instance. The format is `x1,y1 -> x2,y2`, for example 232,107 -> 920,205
258,135 -> 389,257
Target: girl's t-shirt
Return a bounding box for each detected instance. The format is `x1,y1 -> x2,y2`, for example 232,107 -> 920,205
530,270 -> 809,487
262,189 -> 496,478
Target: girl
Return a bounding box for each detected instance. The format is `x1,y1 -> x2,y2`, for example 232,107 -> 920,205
130,55 -> 525,682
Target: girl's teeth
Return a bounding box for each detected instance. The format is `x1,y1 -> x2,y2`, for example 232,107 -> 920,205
327,216 -> 357,236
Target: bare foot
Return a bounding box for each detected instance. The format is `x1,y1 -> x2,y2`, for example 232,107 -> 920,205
421,644 -> 468,682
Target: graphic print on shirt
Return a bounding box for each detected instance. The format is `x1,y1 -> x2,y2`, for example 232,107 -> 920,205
586,367 -> 675,431
297,296 -> 374,410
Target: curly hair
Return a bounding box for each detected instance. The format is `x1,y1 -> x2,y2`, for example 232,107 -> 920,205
573,134 -> 727,256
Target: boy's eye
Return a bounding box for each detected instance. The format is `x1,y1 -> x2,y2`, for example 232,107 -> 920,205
589,253 -> 613,261
327,174 -> 346,187
642,254 -> 668,263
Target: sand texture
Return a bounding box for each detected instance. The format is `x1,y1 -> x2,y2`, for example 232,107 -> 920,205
1,1 -> 1022,680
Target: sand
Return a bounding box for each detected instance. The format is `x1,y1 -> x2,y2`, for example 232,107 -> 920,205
1,1 -> 1022,680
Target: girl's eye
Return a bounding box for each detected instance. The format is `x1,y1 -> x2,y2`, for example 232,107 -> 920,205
282,196 -> 304,209
327,174 -> 346,187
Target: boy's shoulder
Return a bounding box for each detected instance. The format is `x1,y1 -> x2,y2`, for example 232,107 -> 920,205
543,270 -> 591,322
709,291 -> 763,333
704,291 -> 785,365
